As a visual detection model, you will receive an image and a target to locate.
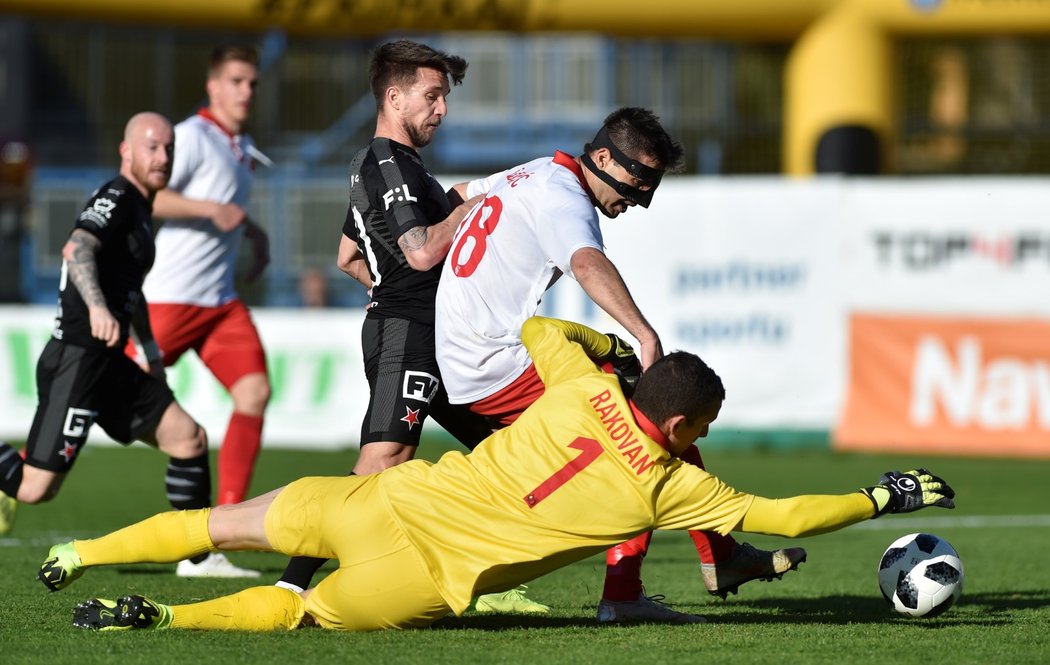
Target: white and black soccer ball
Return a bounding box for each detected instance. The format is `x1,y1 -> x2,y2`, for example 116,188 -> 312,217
877,532 -> 963,618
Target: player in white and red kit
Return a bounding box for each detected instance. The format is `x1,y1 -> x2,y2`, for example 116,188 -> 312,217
134,45 -> 270,579
435,108 -> 806,622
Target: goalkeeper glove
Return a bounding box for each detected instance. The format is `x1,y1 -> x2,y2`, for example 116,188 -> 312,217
597,334 -> 642,397
860,468 -> 956,518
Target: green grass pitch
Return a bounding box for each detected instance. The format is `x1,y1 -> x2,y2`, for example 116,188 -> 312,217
2,439 -> 1048,664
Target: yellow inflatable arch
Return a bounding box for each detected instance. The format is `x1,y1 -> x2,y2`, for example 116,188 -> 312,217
4,0 -> 1050,174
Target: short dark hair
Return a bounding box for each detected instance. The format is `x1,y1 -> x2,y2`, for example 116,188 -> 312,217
632,351 -> 725,426
209,44 -> 260,78
586,107 -> 684,172
368,40 -> 468,108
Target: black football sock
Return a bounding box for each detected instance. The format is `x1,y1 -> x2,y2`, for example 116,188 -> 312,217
0,442 -> 24,497
279,556 -> 329,590
166,453 -> 212,564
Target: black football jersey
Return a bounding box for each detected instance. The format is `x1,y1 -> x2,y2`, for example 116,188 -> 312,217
341,138 -> 451,325
53,175 -> 155,349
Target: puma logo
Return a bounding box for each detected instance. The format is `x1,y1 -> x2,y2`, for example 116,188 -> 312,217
378,156 -> 395,166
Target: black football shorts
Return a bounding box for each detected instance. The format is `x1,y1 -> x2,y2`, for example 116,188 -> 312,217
25,339 -> 175,472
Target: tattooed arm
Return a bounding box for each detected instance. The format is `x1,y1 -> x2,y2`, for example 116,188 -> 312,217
61,229 -> 120,347
398,194 -> 483,271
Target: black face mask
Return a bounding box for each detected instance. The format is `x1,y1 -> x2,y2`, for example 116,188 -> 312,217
580,126 -> 664,208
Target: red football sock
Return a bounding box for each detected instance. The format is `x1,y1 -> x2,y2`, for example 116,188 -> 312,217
680,443 -> 738,564
217,412 -> 263,505
602,532 -> 652,601
689,528 -> 738,564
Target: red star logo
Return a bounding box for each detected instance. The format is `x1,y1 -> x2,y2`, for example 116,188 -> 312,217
58,440 -> 78,463
400,406 -> 421,430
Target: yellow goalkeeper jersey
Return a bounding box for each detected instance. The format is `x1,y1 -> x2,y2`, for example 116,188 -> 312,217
375,316 -> 758,614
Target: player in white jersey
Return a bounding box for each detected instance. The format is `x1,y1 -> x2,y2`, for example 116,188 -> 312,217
437,109 -> 669,417
435,108 -> 806,623
436,152 -> 605,405
144,107 -> 258,306
132,45 -> 269,579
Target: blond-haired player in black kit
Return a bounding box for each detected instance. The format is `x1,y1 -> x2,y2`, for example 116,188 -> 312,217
0,114 -> 216,547
40,316 -> 956,632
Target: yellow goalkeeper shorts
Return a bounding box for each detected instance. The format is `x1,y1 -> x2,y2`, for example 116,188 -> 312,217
264,474 -> 450,631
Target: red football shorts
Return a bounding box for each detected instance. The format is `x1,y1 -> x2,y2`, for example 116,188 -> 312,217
467,362 -> 546,428
125,299 -> 267,389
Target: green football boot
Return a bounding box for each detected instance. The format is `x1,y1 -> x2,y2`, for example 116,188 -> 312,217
474,584 -> 551,615
73,595 -> 173,631
38,542 -> 84,592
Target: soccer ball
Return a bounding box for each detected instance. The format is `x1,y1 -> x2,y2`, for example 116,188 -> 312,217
877,532 -> 963,617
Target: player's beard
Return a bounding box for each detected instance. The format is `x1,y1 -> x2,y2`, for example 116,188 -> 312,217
407,122 -> 437,149
130,157 -> 170,195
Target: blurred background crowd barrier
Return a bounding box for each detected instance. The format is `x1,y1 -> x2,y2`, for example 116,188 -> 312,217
2,0 -> 1049,456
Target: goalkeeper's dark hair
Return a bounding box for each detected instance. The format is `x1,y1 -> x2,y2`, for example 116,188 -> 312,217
585,107 -> 684,172
632,351 -> 725,426
369,40 -> 468,109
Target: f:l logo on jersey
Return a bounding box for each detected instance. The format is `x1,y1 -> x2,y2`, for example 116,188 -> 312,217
382,184 -> 418,210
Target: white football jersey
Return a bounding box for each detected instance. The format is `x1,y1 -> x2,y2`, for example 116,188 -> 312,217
143,111 -> 256,306
435,151 -> 604,403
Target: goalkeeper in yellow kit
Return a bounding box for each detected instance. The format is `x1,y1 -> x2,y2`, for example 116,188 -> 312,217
38,316 -> 956,632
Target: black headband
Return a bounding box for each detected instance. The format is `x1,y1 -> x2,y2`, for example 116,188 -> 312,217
581,126 -> 664,208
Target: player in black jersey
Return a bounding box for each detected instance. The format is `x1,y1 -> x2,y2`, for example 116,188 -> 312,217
0,113 -> 214,540
275,40 -> 547,614
337,41 -> 491,471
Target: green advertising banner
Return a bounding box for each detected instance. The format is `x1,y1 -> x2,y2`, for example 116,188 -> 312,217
0,305 -> 369,449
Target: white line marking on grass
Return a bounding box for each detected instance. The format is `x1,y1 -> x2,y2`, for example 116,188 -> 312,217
0,532 -> 94,547
852,514 -> 1050,530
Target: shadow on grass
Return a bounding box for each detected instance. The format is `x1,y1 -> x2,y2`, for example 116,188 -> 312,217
707,589 -> 1049,624
429,590 -> 1050,631
431,615 -> 605,631
951,589 -> 1050,613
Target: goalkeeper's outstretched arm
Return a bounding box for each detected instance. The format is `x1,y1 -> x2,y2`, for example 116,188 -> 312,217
739,469 -> 956,538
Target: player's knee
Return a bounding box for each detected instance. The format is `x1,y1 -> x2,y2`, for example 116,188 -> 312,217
182,422 -> 208,457
353,442 -> 415,475
17,464 -> 66,503
207,491 -> 275,549
231,373 -> 271,413
241,380 -> 271,411
16,474 -> 60,504
191,422 -> 208,453
162,421 -> 208,459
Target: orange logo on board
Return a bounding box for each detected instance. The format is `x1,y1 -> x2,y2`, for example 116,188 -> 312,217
836,314 -> 1050,458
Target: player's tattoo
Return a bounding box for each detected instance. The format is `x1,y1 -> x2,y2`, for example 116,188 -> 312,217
66,229 -> 107,308
397,225 -> 429,253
